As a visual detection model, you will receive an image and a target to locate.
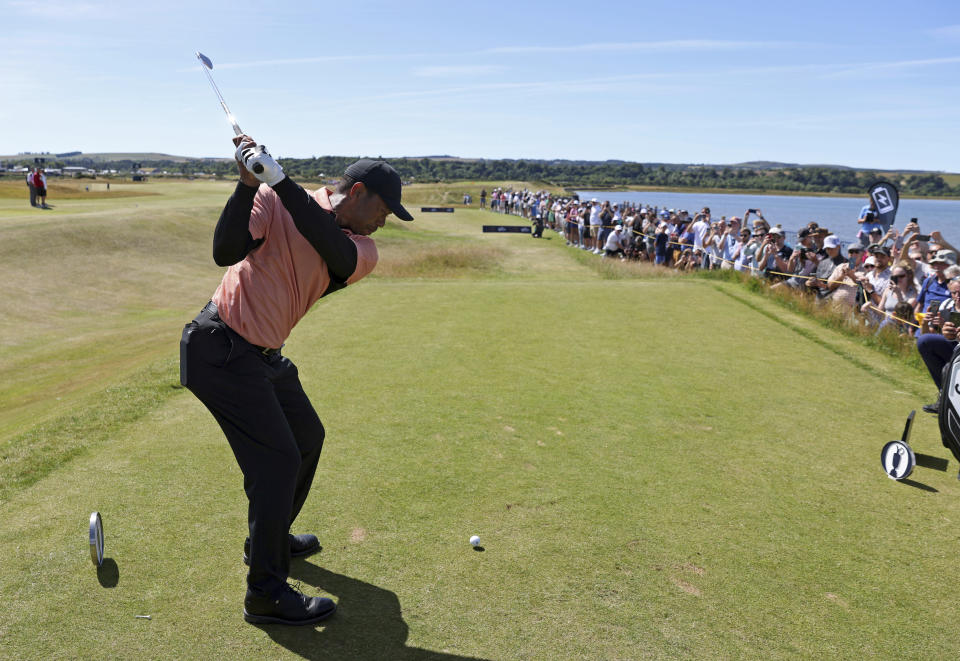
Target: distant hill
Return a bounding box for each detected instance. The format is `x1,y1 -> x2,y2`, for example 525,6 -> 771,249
1,151 -> 956,197
0,152 -> 231,164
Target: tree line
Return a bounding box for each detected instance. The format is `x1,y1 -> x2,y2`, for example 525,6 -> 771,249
4,155 -> 957,198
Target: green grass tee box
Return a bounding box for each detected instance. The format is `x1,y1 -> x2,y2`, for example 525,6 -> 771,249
1,180 -> 959,659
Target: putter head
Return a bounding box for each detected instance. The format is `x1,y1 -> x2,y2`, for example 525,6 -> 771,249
196,51 -> 213,70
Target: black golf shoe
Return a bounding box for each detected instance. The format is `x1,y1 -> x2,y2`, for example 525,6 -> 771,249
243,533 -> 321,566
923,401 -> 940,415
243,583 -> 336,626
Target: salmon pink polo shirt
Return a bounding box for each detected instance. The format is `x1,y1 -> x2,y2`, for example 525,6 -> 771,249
212,184 -> 378,349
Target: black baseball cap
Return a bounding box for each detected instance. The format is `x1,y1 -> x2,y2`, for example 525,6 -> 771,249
344,159 -> 413,221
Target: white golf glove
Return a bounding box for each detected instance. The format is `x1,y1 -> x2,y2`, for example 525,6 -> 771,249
235,140 -> 285,186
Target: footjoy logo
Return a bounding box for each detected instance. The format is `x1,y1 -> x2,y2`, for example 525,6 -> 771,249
873,188 -> 895,214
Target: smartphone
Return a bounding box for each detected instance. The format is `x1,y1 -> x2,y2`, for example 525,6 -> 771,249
911,217 -> 918,223
747,209 -> 757,214
950,311 -> 960,326
915,234 -> 931,242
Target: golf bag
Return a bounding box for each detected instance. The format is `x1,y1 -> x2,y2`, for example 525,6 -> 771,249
937,343 -> 960,464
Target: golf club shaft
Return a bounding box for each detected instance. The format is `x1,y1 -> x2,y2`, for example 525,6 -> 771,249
196,53 -> 262,173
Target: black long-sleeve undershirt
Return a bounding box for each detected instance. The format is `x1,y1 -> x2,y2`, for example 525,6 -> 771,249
211,178 -> 358,283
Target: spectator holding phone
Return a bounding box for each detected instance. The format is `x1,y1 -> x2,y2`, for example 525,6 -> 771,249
916,250 -> 956,317
869,263 -> 918,328
859,245 -> 892,306
806,235 -> 849,300
755,226 -> 791,279
778,227 -> 819,290
857,211 -> 883,246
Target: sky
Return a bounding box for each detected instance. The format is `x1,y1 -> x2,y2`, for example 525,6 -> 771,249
2,0 -> 959,171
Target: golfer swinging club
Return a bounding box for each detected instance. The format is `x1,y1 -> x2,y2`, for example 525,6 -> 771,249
180,135 -> 413,625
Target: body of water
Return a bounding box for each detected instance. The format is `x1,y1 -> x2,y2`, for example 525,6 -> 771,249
576,189 -> 960,244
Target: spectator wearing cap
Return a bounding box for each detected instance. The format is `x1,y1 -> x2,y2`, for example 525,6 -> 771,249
591,201 -> 609,254
860,244 -> 892,306
866,226 -> 884,249
603,225 -> 626,259
716,216 -> 741,268
730,225 -> 754,272
846,243 -> 864,269
689,209 -> 710,253
779,227 -> 820,290
756,226 -> 792,279
916,249 -> 956,316
654,222 -> 670,265
807,235 -> 848,299
916,277 -> 960,414
703,220 -> 724,269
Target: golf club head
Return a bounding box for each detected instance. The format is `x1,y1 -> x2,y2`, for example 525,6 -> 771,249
196,51 -> 213,70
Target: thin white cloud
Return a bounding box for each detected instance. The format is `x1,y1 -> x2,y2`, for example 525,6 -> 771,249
6,0 -> 103,18
484,39 -> 789,55
823,56 -> 960,77
192,52 -> 433,72
414,65 -> 503,78
929,24 -> 960,38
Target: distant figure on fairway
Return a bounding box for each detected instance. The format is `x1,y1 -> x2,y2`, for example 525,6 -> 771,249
33,169 -> 48,209
480,188 -> 486,208
179,134 -> 412,626
26,168 -> 37,207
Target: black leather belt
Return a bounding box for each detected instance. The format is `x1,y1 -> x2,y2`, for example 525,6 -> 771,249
202,301 -> 282,356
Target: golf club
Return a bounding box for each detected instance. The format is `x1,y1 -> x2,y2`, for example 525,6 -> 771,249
195,51 -> 263,174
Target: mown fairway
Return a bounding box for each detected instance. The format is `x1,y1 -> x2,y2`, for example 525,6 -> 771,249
1,179 -> 959,659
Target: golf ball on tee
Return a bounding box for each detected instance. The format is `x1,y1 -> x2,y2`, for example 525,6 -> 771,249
469,535 -> 481,547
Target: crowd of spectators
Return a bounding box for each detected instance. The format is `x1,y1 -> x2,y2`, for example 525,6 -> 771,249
484,187 -> 960,328
482,186 -> 960,413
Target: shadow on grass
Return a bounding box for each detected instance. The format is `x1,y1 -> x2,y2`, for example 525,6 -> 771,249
916,453 -> 950,472
899,478 -> 938,493
255,562 -> 488,660
97,558 -> 119,588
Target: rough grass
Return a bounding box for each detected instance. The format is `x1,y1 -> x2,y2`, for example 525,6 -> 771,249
373,243 -> 505,278
0,178 -> 157,200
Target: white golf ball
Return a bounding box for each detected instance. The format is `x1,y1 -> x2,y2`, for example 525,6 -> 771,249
469,535 -> 481,547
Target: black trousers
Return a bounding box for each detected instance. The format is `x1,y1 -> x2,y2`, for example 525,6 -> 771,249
180,303 -> 324,597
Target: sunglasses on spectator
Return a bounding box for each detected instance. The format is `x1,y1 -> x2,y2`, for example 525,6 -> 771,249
864,264 -> 875,269
952,290 -> 960,297
891,274 -> 904,281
